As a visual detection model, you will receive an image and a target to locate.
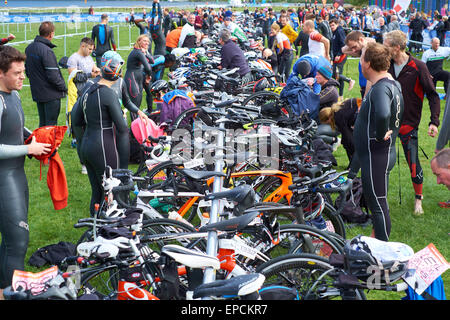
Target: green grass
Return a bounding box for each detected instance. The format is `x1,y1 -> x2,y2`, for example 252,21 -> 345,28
2,19 -> 449,300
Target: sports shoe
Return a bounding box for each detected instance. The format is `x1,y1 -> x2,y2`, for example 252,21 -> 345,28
81,165 -> 87,175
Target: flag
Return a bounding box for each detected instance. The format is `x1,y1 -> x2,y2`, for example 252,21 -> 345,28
393,0 -> 411,13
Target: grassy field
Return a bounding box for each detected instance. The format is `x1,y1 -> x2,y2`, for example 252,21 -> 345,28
2,18 -> 449,300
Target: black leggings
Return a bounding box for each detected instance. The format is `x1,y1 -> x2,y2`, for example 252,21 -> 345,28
359,138 -> 396,241
278,51 -> 293,83
399,126 -> 423,196
0,168 -> 29,288
37,99 -> 61,128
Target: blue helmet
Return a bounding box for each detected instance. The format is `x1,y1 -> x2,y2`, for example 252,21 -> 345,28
100,51 -> 124,81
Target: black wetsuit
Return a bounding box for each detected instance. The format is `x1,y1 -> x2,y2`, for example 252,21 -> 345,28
124,48 -> 153,119
149,2 -> 166,56
349,78 -> 404,241
0,91 -> 30,288
72,83 -> 129,216
91,23 -> 116,67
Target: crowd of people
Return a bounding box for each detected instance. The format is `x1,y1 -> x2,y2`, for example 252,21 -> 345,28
0,1 -> 449,299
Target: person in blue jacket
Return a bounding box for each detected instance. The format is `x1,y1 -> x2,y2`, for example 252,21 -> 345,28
288,54 -> 332,93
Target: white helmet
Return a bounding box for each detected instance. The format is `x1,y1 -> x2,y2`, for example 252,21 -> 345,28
171,47 -> 190,60
271,126 -> 303,147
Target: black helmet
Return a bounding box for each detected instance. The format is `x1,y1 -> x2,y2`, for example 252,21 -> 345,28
296,60 -> 312,78
100,51 -> 124,81
150,80 -> 169,94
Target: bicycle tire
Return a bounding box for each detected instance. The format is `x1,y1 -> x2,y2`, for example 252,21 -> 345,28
259,176 -> 347,238
172,107 -> 201,131
242,91 -> 293,119
141,218 -> 206,253
255,253 -> 366,300
78,264 -> 121,300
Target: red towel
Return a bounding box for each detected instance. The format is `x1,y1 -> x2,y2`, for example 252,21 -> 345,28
25,126 -> 68,210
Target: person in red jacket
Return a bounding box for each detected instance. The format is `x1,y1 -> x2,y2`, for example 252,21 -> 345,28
383,30 -> 441,215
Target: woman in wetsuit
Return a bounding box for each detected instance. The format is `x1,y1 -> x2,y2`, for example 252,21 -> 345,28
72,51 -> 130,216
348,43 -> 404,241
124,35 -> 153,120
0,46 -> 51,292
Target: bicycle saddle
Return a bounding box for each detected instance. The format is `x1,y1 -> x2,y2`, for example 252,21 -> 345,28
181,168 -> 226,180
161,244 -> 220,270
204,184 -> 253,202
198,210 -> 260,233
214,97 -> 239,108
192,273 -> 265,299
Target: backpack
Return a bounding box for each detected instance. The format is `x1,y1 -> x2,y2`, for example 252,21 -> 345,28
335,177 -> 370,224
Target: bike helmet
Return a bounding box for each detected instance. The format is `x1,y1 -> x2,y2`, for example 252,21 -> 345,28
252,77 -> 270,92
225,108 -> 255,128
150,79 -> 169,95
271,126 -> 303,147
100,51 -> 124,81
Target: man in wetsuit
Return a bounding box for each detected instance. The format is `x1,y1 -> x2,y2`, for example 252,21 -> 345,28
0,45 -> 51,297
25,21 -> 67,128
384,30 -> 441,215
348,42 -> 404,241
91,14 -> 117,67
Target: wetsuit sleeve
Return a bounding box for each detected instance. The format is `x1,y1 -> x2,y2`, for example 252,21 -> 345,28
418,61 -> 441,127
0,103 -> 28,159
371,83 -> 393,142
436,96 -> 450,151
91,25 -> 97,44
120,83 -> 140,114
137,51 -> 153,76
348,152 -> 360,179
109,26 -> 117,51
104,88 -> 129,168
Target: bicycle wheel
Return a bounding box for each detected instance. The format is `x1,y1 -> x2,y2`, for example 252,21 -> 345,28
242,91 -> 293,119
255,253 -> 333,298
255,254 -> 366,300
78,264 -> 121,299
141,218 -> 206,254
258,180 -> 346,238
172,107 -> 201,131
